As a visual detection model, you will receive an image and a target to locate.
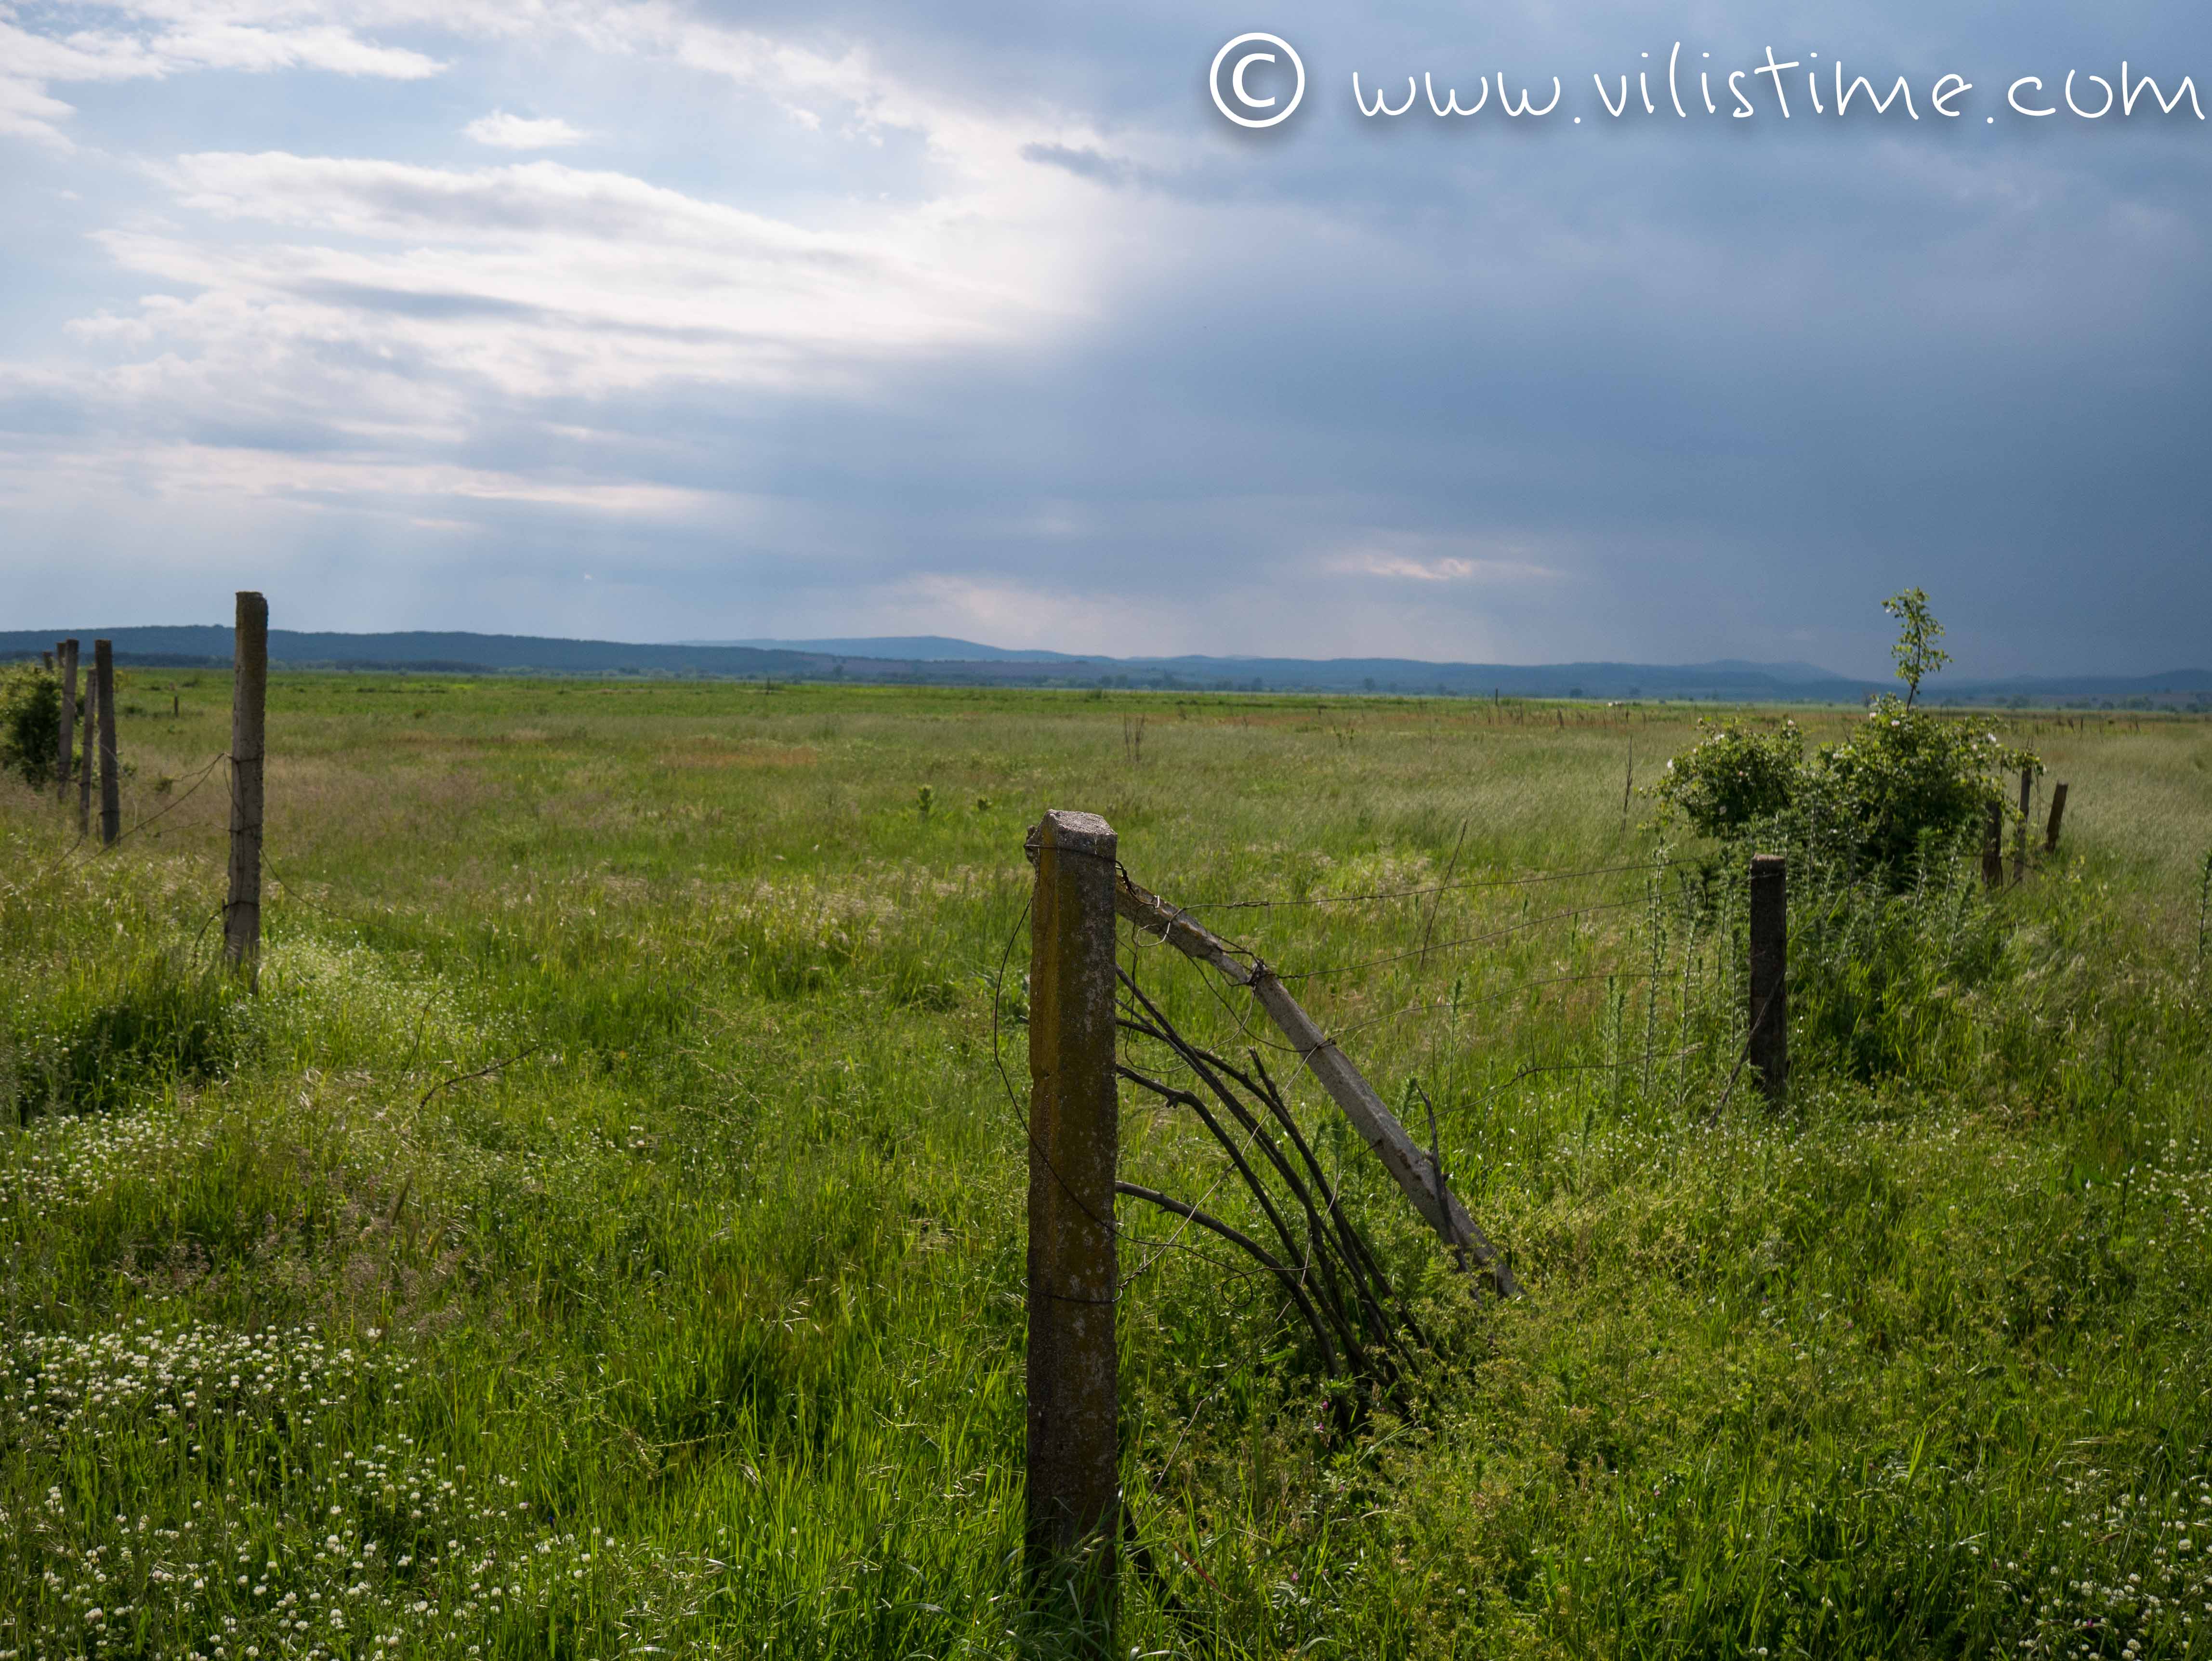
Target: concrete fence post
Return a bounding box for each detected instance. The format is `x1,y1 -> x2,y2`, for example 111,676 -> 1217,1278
1748,853 -> 1788,1107
225,593 -> 268,987
93,640 -> 119,847
1025,807 -> 1119,1639
54,640 -> 78,801
77,666 -> 95,838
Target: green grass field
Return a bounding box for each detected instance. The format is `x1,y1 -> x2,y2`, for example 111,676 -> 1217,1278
4,673 -> 2211,1659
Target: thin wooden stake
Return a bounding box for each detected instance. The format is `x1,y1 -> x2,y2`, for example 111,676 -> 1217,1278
1024,808 -> 1119,1629
225,592 -> 268,986
54,640 -> 77,802
93,641 -> 120,846
2045,782 -> 2068,852
2014,767 -> 2031,884
1982,799 -> 2004,889
1748,853 -> 1787,1108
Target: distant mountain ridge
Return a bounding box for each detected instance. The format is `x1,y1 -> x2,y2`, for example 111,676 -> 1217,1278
4,626 -> 2205,706
689,635 -> 1087,662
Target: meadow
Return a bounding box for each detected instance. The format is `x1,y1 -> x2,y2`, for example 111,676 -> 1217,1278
2,672 -> 2210,1660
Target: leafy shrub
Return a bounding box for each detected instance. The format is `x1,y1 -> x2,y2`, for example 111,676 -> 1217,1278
1653,719 -> 1802,835
1798,700 -> 2030,874
1654,593 -> 2035,882
0,664 -> 60,791
1659,698 -> 2030,882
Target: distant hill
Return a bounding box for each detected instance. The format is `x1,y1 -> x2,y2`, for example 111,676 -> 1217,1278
691,635 -> 1085,662
3,626 -> 2205,706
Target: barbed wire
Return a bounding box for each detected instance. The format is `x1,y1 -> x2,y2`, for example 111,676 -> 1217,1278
1179,857 -> 1665,913
1325,963 -> 1659,1046
22,750 -> 230,884
993,897 -> 1331,1296
1114,991 -> 1294,1293
1274,896 -> 1647,983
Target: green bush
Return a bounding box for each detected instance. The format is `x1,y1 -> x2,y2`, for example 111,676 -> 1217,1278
1653,718 -> 1802,835
0,664 -> 60,791
1658,697 -> 2030,882
1654,593 -> 2035,882
1800,699 -> 2030,874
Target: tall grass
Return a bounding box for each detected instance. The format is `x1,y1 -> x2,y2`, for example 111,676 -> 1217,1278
1,675 -> 2208,1658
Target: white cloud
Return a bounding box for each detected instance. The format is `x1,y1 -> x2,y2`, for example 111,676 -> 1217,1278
1324,545 -> 1564,585
92,148 -> 1080,403
866,573 -> 1200,658
0,438 -> 727,521
464,111 -> 586,150
0,1 -> 1176,599
0,8 -> 443,146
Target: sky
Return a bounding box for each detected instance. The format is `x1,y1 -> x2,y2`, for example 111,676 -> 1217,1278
0,0 -> 2207,676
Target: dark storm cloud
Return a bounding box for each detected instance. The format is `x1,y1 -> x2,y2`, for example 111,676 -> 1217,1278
531,0 -> 2205,671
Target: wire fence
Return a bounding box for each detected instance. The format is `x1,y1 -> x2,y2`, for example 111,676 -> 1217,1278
1096,835 -> 1805,1497
989,835 -> 1766,1383
979,836 -> 1774,1599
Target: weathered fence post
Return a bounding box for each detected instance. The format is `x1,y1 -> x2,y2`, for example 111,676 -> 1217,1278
2014,767 -> 2031,883
1025,808 -> 1119,1637
2045,783 -> 2068,852
77,666 -> 94,837
225,593 -> 269,987
1748,853 -> 1788,1107
1982,799 -> 2004,889
54,640 -> 78,801
93,640 -> 119,846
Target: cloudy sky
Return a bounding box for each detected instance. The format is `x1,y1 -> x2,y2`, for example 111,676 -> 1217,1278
2,0 -> 2207,674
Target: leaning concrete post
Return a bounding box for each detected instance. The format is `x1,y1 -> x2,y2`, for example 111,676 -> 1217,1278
55,640 -> 78,801
225,593 -> 268,987
93,640 -> 119,846
1025,808 -> 1119,1634
1748,853 -> 1787,1108
2045,783 -> 2068,852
